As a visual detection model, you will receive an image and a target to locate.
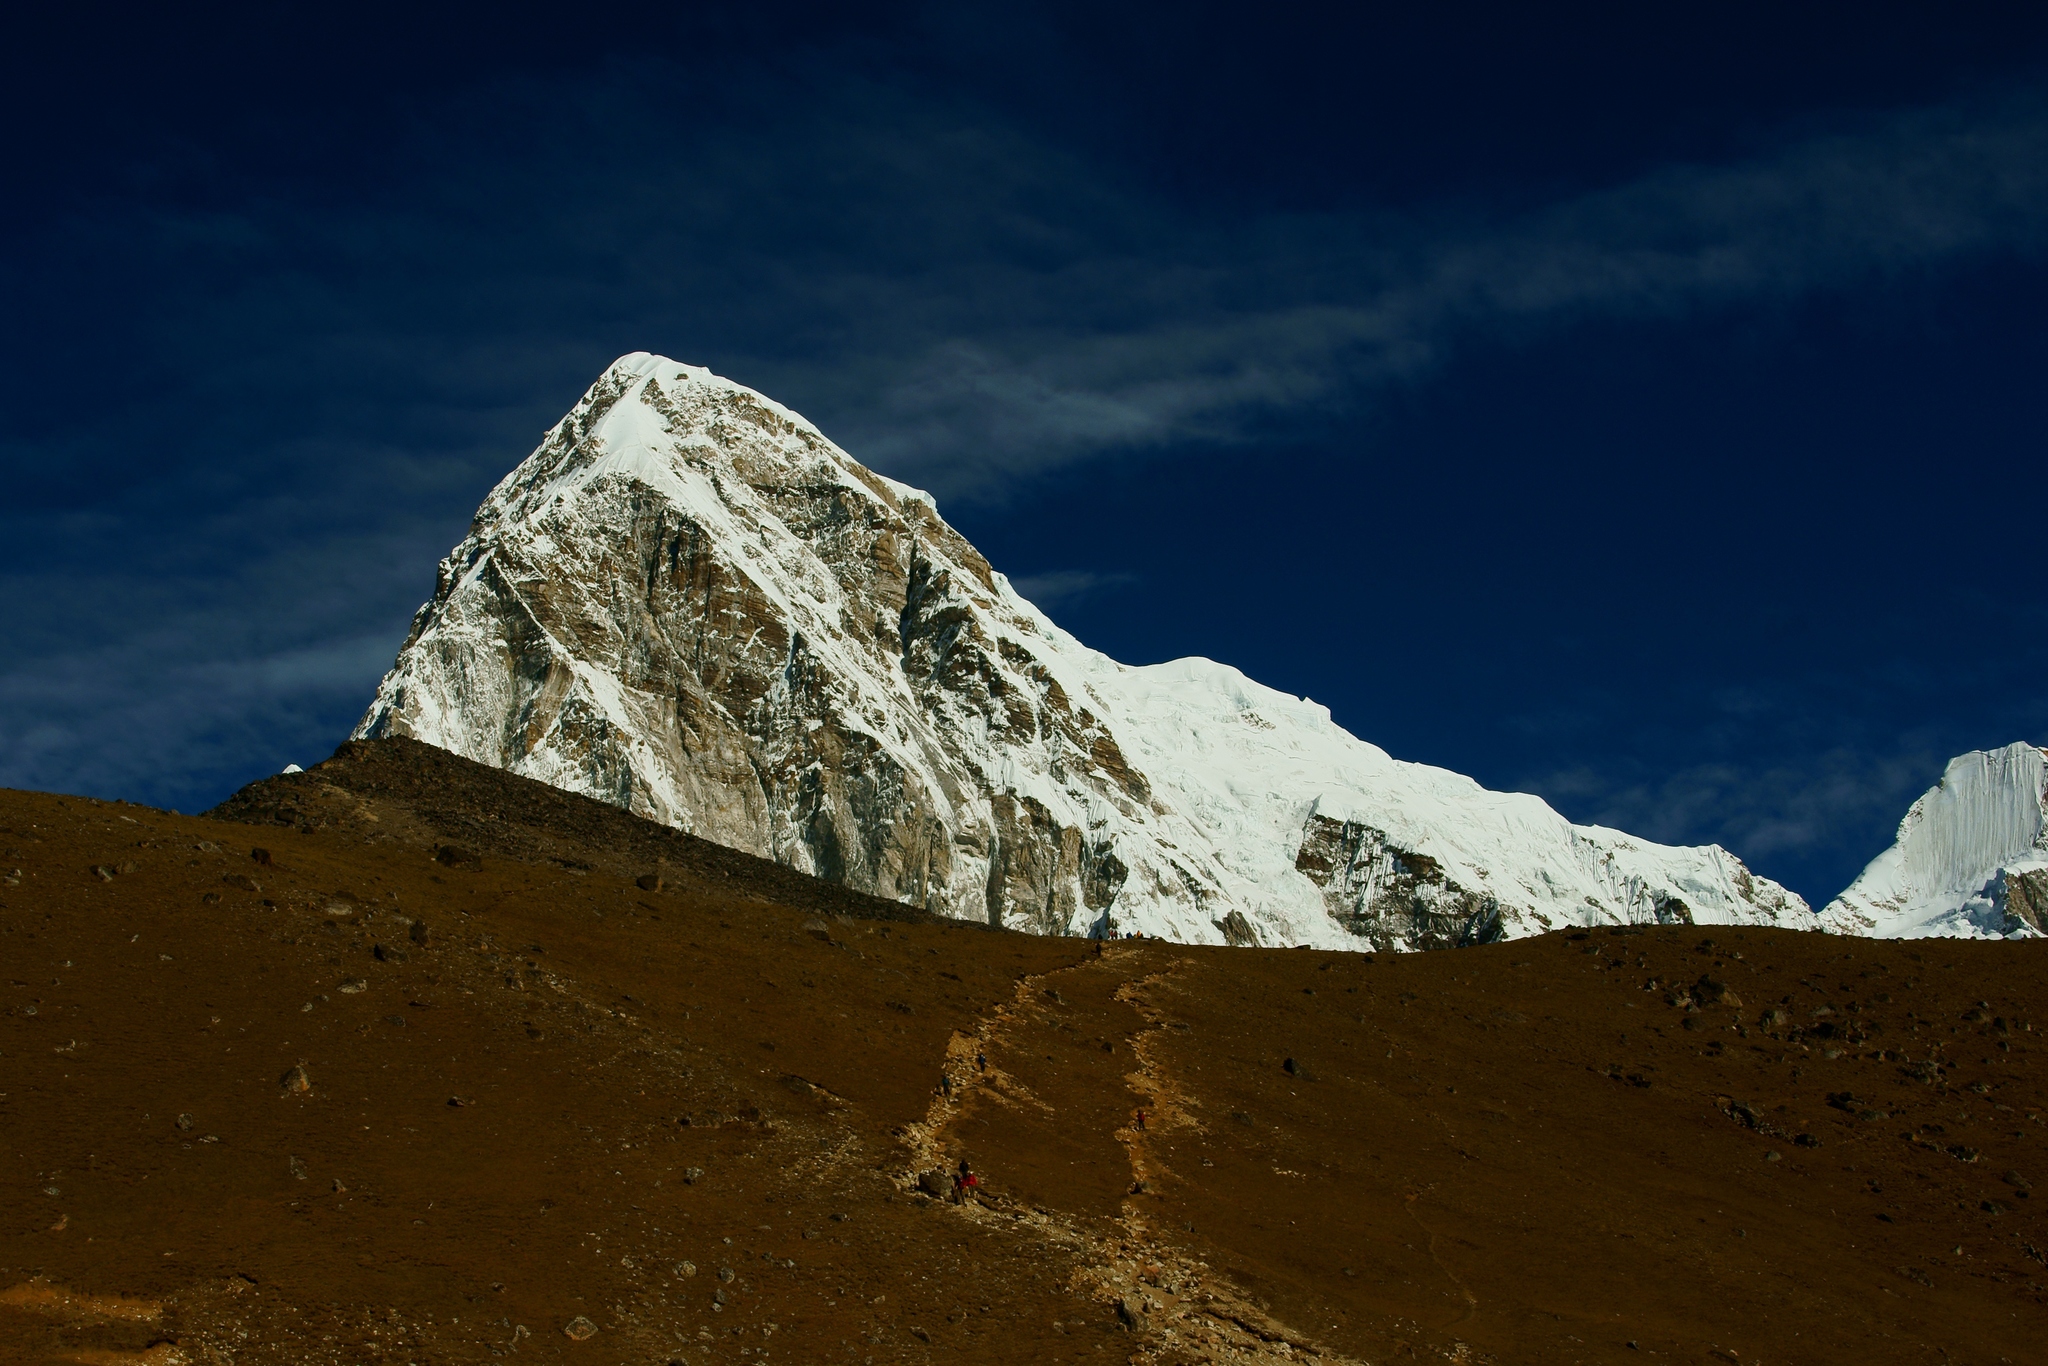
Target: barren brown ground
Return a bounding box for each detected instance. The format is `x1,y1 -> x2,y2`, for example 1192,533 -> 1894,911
1,744 -> 2042,1364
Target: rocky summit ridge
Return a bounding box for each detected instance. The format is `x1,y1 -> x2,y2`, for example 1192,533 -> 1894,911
356,352 -> 1819,949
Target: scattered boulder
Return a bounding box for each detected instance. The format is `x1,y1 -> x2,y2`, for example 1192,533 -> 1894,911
562,1315 -> 598,1341
223,873 -> 261,893
409,919 -> 430,947
175,1113 -> 194,1131
434,844 -> 480,870
279,1064 -> 312,1095
1693,976 -> 1742,1008
635,873 -> 664,891
251,848 -> 273,867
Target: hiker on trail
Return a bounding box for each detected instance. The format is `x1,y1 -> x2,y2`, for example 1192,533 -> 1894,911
1135,1108 -> 1147,1131
953,1158 -> 980,1203
976,1051 -> 987,1072
940,1074 -> 953,1099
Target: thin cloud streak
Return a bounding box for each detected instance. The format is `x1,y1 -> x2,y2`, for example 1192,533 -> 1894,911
837,94 -> 2048,494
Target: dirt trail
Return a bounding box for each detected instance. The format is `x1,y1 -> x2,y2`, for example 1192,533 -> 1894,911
895,947 -> 1365,1365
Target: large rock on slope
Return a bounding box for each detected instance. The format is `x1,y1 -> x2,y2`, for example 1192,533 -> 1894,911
356,352 -> 1813,948
1823,742 -> 2048,940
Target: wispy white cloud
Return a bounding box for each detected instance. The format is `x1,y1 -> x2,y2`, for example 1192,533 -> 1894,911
819,94 -> 2048,496
1007,569 -> 1139,611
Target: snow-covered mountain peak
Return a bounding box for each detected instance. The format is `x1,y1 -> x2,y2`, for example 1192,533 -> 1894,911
357,352 -> 1815,949
1823,742 -> 2048,939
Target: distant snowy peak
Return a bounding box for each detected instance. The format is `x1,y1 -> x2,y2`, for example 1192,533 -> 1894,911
1823,743 -> 2048,940
356,351 -> 1814,949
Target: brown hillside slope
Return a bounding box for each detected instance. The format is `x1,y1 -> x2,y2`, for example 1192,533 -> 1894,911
0,762 -> 2042,1364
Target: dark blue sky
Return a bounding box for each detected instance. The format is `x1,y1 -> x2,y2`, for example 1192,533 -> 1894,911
5,2 -> 2047,906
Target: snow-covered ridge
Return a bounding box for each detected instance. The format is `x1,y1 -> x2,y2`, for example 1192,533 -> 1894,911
356,352 -> 1815,948
1822,743 -> 2048,940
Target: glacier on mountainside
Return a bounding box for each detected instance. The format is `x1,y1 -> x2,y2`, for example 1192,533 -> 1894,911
1821,742 -> 2048,940
354,352 -> 1816,949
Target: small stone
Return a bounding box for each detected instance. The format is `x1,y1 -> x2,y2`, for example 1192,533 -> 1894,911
251,848 -> 273,867
1764,1151 -> 1781,1162
222,873 -> 260,893
717,1266 -> 735,1283
115,860 -> 139,874
409,919 -> 430,947
683,1167 -> 704,1184
635,873 -> 664,891
562,1315 -> 598,1341
289,1156 -> 307,1181
280,1064 -> 312,1095
2005,1170 -> 2031,1190
91,865 -> 116,881
337,979 -> 368,994
176,1113 -> 195,1131
677,1261 -> 696,1278
332,1178 -> 347,1193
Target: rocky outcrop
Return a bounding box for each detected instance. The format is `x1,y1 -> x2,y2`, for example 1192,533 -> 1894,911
1293,814 -> 1501,950
357,353 -> 1815,948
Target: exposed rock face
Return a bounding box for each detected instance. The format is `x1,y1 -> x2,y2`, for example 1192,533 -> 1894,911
1823,743 -> 2048,939
357,353 -> 1814,948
